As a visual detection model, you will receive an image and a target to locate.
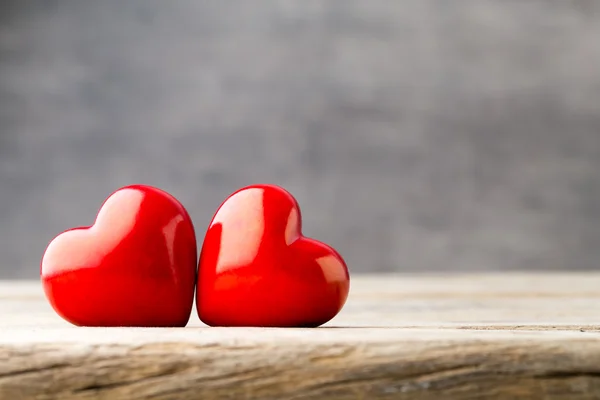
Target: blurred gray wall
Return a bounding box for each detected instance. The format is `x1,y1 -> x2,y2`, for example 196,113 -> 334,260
1,1 -> 599,278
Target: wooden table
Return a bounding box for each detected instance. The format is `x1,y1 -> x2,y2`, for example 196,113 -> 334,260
1,274 -> 600,399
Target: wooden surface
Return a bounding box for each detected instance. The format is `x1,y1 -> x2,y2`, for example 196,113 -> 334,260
1,273 -> 600,399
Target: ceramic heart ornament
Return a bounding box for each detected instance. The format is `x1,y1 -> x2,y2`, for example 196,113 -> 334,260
197,184 -> 350,327
41,185 -> 197,327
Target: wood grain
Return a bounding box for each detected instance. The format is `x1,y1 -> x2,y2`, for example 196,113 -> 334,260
1,273 -> 600,399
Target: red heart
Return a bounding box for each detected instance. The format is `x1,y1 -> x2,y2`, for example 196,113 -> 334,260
196,184 -> 350,327
41,185 -> 197,327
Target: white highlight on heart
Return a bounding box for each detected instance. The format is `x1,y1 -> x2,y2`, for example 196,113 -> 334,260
284,207 -> 300,246
162,213 -> 185,281
316,254 -> 347,284
213,188 -> 265,273
41,189 -> 144,275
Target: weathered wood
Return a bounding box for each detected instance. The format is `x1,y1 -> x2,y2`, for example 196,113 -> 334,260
1,273 -> 600,399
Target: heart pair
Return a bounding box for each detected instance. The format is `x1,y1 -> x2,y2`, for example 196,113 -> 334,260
41,184 -> 350,328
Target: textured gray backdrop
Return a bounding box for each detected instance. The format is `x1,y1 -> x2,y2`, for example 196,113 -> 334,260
1,1 -> 599,278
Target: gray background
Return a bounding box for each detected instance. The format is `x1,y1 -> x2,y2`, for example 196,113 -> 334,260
1,1 -> 599,278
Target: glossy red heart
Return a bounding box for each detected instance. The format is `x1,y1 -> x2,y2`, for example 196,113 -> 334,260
41,185 -> 197,327
196,184 -> 350,327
